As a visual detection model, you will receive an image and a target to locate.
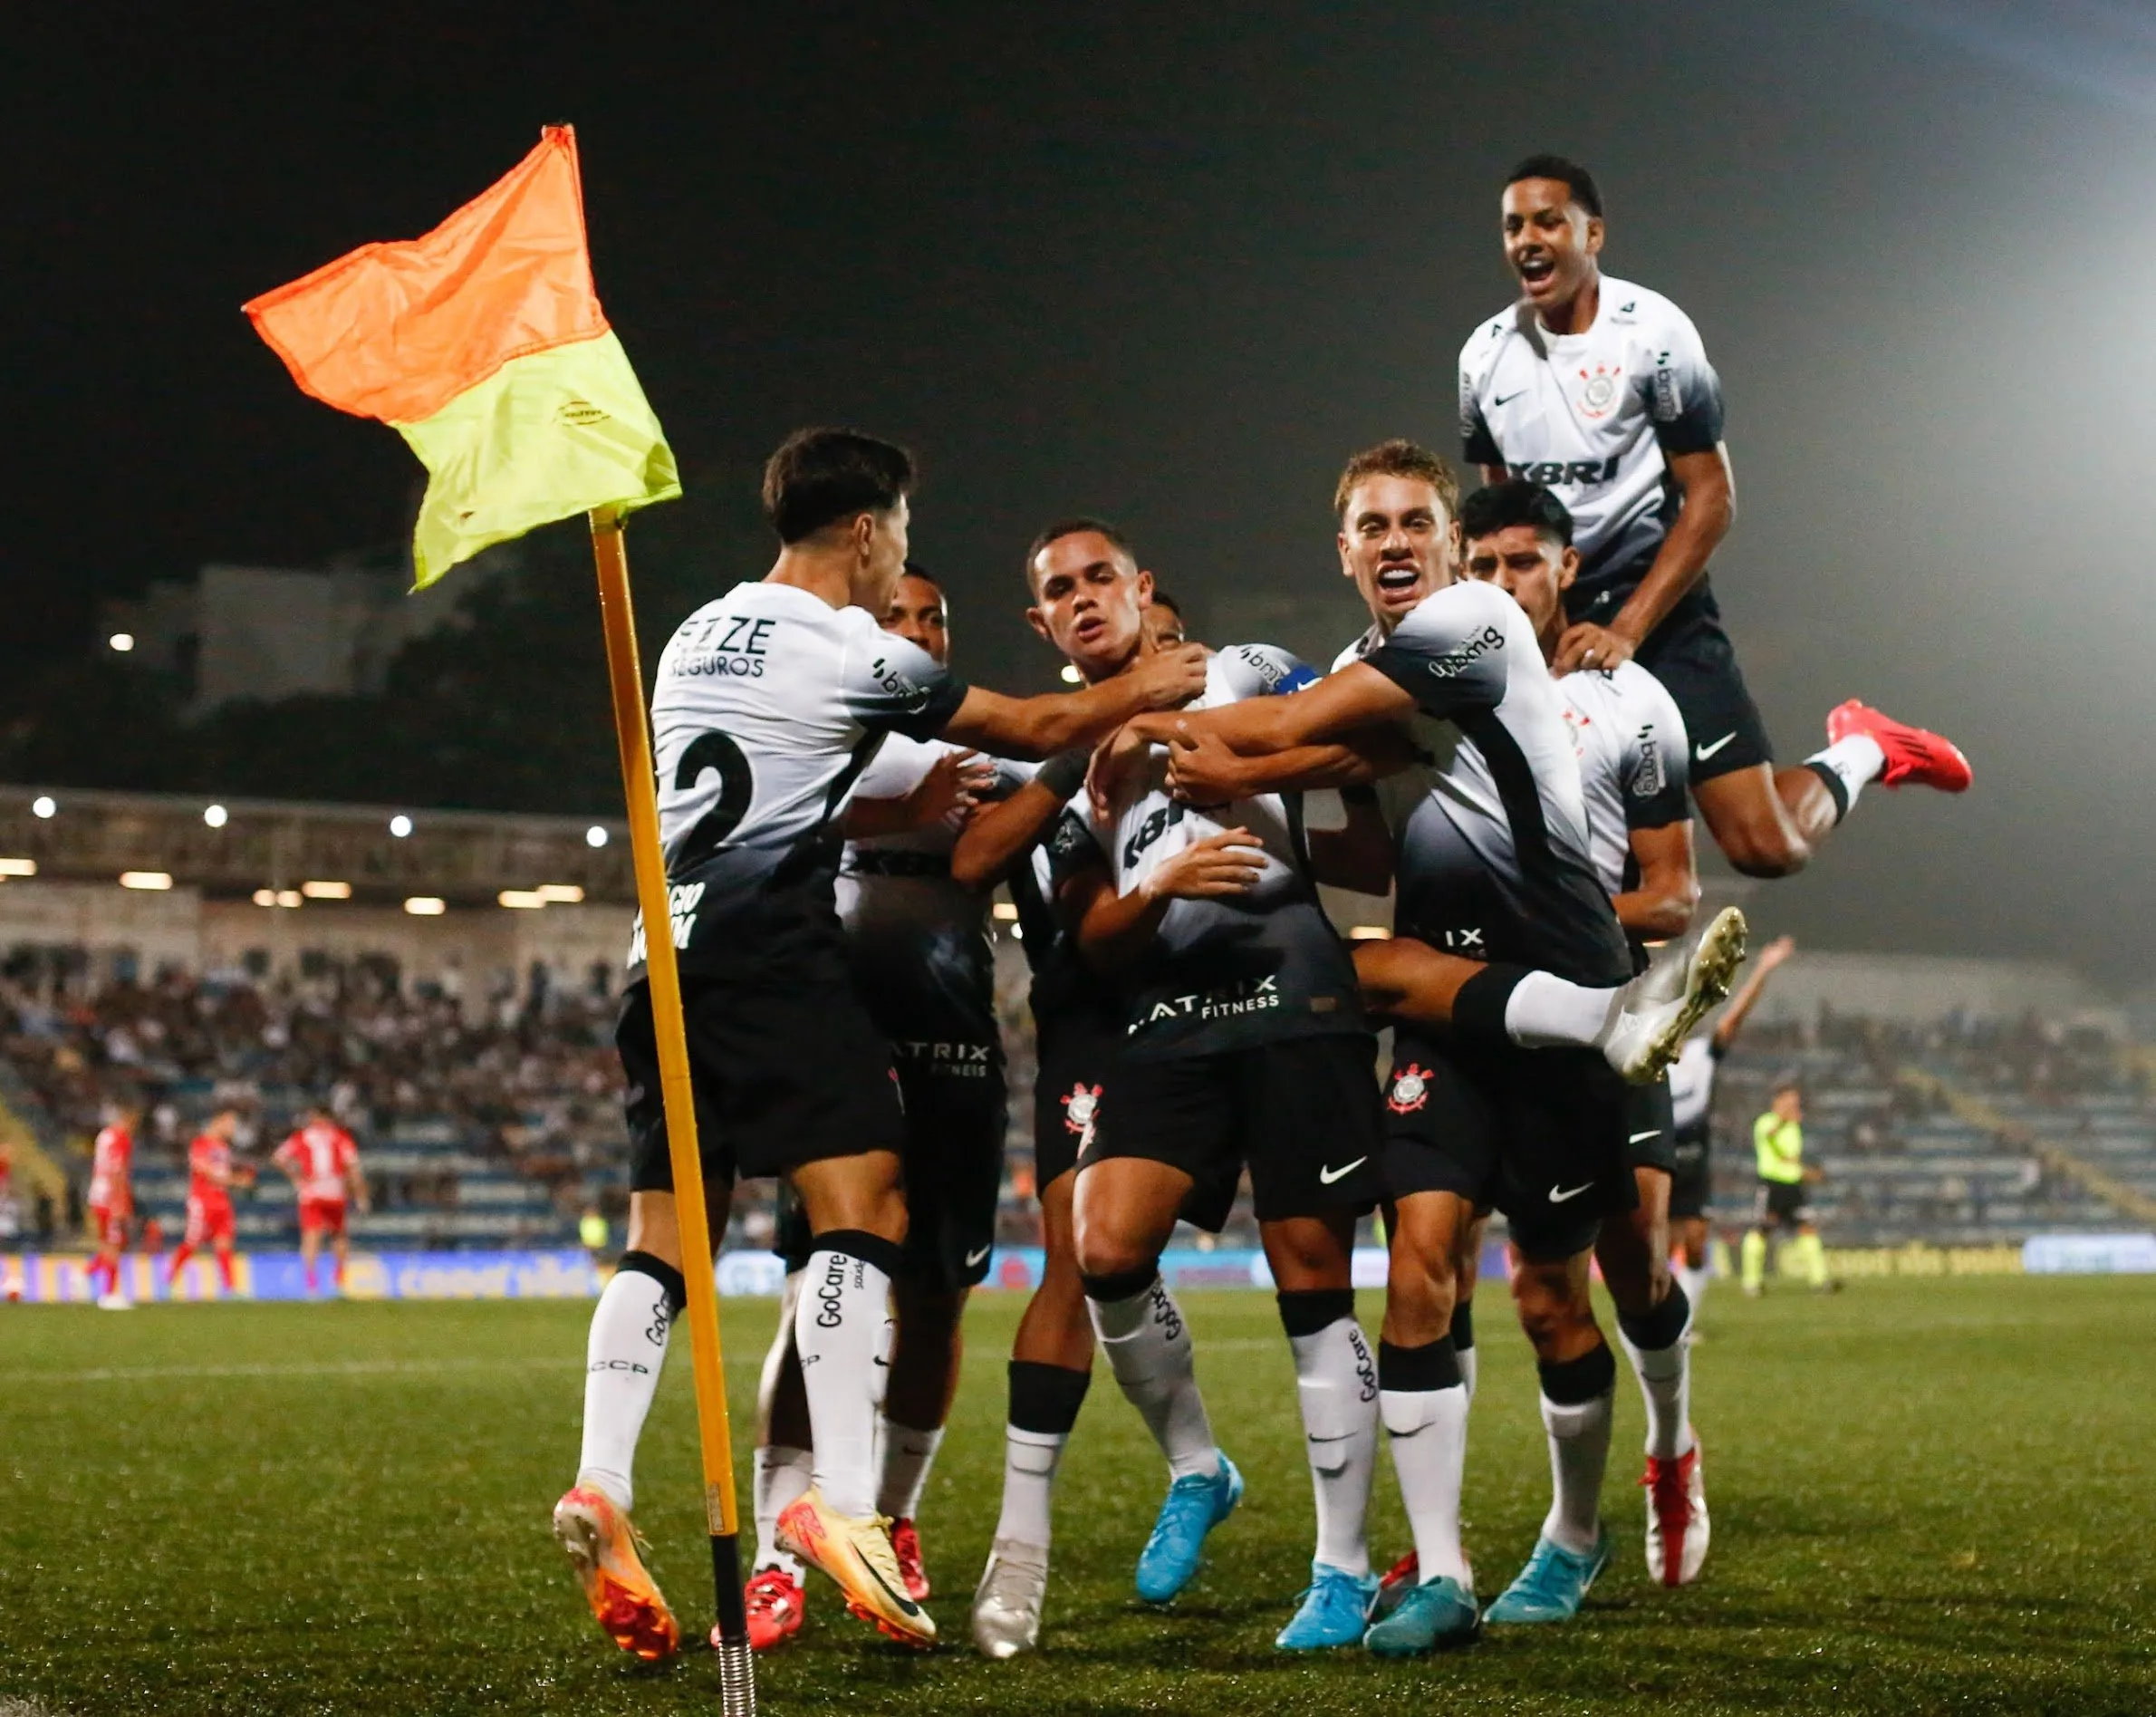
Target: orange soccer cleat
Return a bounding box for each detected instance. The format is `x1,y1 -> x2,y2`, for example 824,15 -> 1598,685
891,1517 -> 931,1603
735,1565 -> 806,1653
552,1486 -> 681,1662
1826,699 -> 1972,794
776,1488 -> 937,1648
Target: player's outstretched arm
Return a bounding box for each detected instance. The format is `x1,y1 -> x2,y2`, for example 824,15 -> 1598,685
1162,721 -> 1417,804
1614,820 -> 1702,940
948,750 -> 1087,892
939,644 -> 1207,760
1064,828 -> 1267,975
1712,933 -> 1794,1054
844,748 -> 997,839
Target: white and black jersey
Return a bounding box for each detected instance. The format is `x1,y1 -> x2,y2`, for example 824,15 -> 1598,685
1558,661 -> 1690,898
837,736 -> 1028,1047
1667,1036 -> 1720,1146
1054,644 -> 1366,1061
1348,582 -> 1632,986
1458,275 -> 1725,602
630,582 -> 968,977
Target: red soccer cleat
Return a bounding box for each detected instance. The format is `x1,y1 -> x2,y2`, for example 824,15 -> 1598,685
1826,699 -> 1971,794
735,1565 -> 806,1653
891,1517 -> 930,1603
552,1486 -> 681,1662
1641,1440 -> 1710,1587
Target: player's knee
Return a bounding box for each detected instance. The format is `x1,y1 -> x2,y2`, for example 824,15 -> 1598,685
1718,815 -> 1809,878
1385,1248 -> 1458,1335
1074,1231 -> 1157,1288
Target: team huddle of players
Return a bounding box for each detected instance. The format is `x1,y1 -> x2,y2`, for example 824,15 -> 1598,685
550,154 -> 1971,1662
82,1104 -> 366,1307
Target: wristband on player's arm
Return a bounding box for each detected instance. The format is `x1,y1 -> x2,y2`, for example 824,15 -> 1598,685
1033,747 -> 1090,803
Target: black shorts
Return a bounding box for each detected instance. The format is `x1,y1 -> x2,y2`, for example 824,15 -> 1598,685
1623,1081 -> 1678,1175
1632,592 -> 1774,783
772,1047 -> 1006,1290
1669,1125 -> 1712,1220
618,958 -> 905,1194
1033,1011 -> 1120,1191
1382,1034 -> 1637,1262
1756,1178 -> 1811,1227
1080,1034 -> 1384,1230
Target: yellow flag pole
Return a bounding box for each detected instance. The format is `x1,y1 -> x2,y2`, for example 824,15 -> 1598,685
589,506 -> 755,1715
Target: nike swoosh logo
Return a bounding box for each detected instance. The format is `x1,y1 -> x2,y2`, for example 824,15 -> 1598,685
965,1244 -> 992,1267
1629,1129 -> 1661,1143
1318,1157 -> 1368,1185
1549,1182 -> 1594,1203
1492,390 -> 1525,407
1694,731 -> 1738,762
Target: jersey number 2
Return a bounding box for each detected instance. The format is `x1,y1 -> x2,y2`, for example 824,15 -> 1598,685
672,730 -> 754,872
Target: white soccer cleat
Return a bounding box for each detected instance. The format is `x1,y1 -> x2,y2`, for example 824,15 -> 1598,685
96,1292 -> 135,1311
971,1538 -> 1050,1659
1642,1438 -> 1710,1587
1602,908 -> 1747,1085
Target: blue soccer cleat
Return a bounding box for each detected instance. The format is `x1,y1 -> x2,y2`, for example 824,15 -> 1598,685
1362,1574 -> 1478,1655
1484,1530 -> 1612,1624
1134,1454 -> 1244,1604
1274,1561 -> 1380,1650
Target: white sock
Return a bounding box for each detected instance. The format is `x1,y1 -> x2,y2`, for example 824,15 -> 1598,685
1505,970 -> 1623,1050
1381,1384 -> 1471,1587
1539,1389 -> 1615,1554
1617,1318 -> 1696,1462
1457,1343 -> 1478,1405
876,1416 -> 945,1520
575,1262 -> 677,1511
1089,1278 -> 1220,1480
794,1246 -> 895,1519
1286,1313 -> 1379,1577
1675,1259 -> 1710,1318
994,1426 -> 1069,1548
754,1445 -> 812,1577
1805,733 -> 1886,821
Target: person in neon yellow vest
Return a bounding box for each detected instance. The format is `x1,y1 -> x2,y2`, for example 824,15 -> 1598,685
1740,1082 -> 1833,1293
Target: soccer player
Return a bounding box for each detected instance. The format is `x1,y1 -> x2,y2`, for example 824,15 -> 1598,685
167,1109 -> 250,1295
1103,439 -> 1746,1654
1059,616 -> 1391,1654
86,1101 -> 140,1309
1459,155 -> 1971,877
947,520 -> 1196,1657
1667,932 -> 1795,1316
1743,1078 -> 1831,1294
275,1106 -> 366,1296
553,428 -> 1208,1659
745,564 -> 1016,1648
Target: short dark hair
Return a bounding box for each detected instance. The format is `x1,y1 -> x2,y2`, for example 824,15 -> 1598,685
761,428 -> 915,545
1459,479 -> 1574,547
1506,154 -> 1603,219
899,558 -> 941,593
1025,516 -> 1135,580
1333,439 -> 1460,523
1148,585 -> 1183,619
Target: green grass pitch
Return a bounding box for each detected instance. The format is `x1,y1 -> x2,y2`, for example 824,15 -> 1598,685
3,1276 -> 2152,1715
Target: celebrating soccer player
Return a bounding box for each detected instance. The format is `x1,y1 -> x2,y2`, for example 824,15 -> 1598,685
553,429 -> 1208,1659
1459,156 -> 1970,876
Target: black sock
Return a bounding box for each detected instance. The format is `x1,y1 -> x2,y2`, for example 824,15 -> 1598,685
1453,963 -> 1533,1053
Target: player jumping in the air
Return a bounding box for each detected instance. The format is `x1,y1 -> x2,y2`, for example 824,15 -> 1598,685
947,521 -> 1199,1657
1059,608 -> 1390,1651
1460,155 -> 1971,877
746,566 -> 1018,1649
86,1102 -> 140,1309
1102,440 -> 1747,1654
274,1107 -> 365,1297
553,429 -> 1208,1659
167,1109 -> 251,1295
1667,932 -> 1795,1317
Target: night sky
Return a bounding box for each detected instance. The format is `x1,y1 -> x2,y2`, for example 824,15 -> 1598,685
10,3 -> 2155,980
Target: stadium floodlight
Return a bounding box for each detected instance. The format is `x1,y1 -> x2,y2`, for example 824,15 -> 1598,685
276,890 -> 302,909
251,888 -> 275,906
390,815 -> 414,838
203,804 -> 228,828
109,632 -> 135,652
1349,925 -> 1392,940
1059,663 -> 1083,684
403,895 -> 446,916
497,889 -> 547,910
31,796 -> 55,818
120,872 -> 174,891
0,858 -> 34,877
301,880 -> 352,899
535,883 -> 584,903
992,901 -> 1020,921
585,825 -> 609,847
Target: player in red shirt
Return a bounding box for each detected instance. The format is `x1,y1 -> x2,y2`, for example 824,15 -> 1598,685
275,1107 -> 366,1295
86,1102 -> 140,1308
168,1109 -> 251,1294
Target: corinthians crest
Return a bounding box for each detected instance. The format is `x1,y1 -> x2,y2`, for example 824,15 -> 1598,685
1061,1081 -> 1102,1141
1388,1063 -> 1433,1114
1576,361 -> 1622,420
